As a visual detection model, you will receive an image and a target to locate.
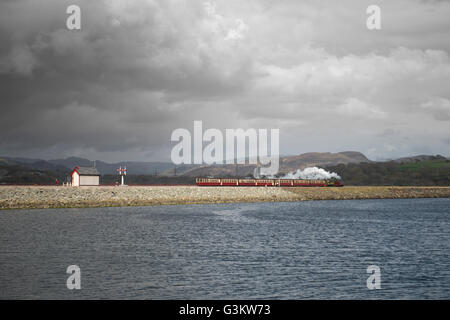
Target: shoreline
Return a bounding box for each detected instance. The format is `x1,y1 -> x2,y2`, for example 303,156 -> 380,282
0,185 -> 449,210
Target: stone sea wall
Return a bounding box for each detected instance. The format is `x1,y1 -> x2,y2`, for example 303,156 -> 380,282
0,186 -> 449,210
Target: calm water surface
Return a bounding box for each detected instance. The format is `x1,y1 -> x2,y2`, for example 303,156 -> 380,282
0,198 -> 449,299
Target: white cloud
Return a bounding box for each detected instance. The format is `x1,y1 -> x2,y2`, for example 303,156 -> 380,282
225,19 -> 248,40
421,97 -> 450,121
337,98 -> 386,119
0,45 -> 37,76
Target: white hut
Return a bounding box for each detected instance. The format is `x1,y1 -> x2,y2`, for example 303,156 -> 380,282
71,166 -> 100,186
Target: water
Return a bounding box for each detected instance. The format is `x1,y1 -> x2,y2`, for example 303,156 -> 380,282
0,198 -> 449,299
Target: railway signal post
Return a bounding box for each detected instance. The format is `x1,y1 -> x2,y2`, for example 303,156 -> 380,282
117,166 -> 127,186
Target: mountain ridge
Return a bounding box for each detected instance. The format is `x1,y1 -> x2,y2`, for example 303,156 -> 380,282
170,151 -> 371,177
1,152 -> 448,185
2,152 -> 447,178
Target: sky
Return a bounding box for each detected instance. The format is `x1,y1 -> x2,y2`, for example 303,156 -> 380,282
0,0 -> 449,162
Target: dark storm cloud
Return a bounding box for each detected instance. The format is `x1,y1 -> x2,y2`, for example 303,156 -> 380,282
0,0 -> 256,160
0,0 -> 449,161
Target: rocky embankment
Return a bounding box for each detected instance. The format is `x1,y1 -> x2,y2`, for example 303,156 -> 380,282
0,186 -> 449,210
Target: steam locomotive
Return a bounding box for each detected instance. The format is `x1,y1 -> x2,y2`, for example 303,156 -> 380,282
196,178 -> 344,187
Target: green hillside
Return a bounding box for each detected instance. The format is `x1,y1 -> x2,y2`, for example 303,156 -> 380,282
0,163 -> 69,185
399,159 -> 450,171
326,159 -> 450,186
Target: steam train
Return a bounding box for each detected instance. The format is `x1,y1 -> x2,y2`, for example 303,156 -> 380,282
196,178 -> 344,187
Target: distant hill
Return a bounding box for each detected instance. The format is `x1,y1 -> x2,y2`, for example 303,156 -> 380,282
165,164 -> 255,177
279,151 -> 370,172
0,161 -> 67,185
49,157 -> 178,175
1,152 -> 448,186
392,155 -> 447,163
3,156 -> 176,175
2,152 -> 371,180
170,151 -> 371,177
325,158 -> 450,186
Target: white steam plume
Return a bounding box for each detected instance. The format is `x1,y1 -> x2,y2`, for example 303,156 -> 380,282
280,167 -> 341,180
